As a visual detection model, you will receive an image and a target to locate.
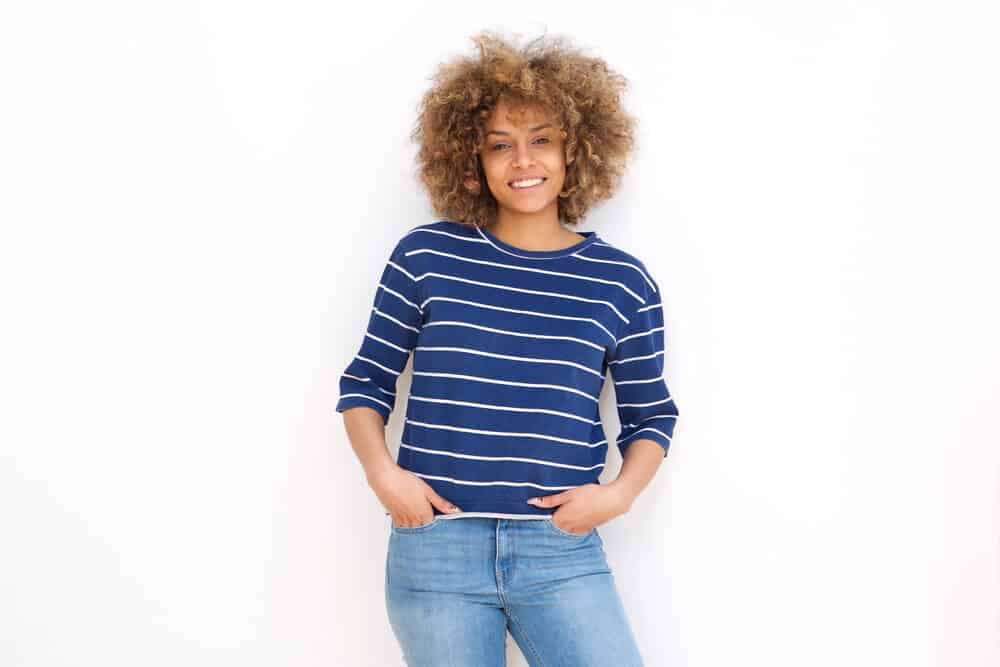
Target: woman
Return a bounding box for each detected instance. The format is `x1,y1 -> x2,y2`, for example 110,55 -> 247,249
336,30 -> 679,666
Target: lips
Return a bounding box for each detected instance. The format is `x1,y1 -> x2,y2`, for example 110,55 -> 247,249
508,176 -> 547,189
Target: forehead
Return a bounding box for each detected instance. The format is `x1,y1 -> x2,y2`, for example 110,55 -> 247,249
487,101 -> 553,129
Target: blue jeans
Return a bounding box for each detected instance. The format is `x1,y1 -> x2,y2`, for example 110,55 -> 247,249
385,516 -> 644,666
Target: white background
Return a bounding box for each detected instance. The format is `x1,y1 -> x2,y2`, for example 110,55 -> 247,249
3,2 -> 998,666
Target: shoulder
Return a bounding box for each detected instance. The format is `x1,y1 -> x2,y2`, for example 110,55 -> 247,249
585,233 -> 660,301
393,219 -> 477,254
589,235 -> 651,273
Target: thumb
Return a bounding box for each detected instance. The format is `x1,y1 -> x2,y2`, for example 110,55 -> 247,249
426,489 -> 462,514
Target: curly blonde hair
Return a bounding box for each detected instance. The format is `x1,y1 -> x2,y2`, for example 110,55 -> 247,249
410,30 -> 638,228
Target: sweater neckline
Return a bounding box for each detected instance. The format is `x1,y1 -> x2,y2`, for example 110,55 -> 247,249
476,224 -> 599,259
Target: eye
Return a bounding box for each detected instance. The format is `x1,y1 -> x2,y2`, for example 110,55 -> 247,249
490,137 -> 550,151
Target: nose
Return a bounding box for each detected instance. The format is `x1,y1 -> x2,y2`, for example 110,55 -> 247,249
513,142 -> 534,168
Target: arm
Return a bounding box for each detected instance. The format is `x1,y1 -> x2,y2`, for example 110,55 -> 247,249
343,406 -> 398,483
605,271 -> 680,509
524,272 -> 679,528
333,237 -> 462,521
335,238 -> 423,477
608,438 -> 666,511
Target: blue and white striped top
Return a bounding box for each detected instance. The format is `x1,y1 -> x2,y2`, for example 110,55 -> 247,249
335,220 -> 679,520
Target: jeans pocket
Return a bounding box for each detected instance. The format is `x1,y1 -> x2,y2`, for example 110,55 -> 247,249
391,515 -> 441,533
546,517 -> 594,539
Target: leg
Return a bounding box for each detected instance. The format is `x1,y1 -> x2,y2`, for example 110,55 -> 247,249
502,519 -> 644,667
385,517 -> 508,666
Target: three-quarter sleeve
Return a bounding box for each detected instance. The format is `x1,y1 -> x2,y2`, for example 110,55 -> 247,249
607,274 -> 679,458
334,239 -> 424,424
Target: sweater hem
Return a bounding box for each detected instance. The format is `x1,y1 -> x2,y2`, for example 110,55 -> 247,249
381,498 -> 557,519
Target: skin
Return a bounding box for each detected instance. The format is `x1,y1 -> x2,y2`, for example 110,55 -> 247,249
477,99 -> 585,251
345,99 -> 666,531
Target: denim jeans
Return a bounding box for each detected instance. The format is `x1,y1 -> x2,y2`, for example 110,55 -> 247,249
385,515 -> 644,666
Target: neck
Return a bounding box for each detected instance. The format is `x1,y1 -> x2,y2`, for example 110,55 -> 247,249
490,205 -> 582,251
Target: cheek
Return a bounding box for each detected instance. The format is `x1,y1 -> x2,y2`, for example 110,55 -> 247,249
547,160 -> 567,182
545,150 -> 566,173
481,158 -> 504,182
483,166 -> 508,195
487,171 -> 507,192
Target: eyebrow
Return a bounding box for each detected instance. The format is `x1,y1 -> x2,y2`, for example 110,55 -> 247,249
486,123 -> 552,137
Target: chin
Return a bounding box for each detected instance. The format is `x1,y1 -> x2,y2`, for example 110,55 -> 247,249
500,199 -> 558,215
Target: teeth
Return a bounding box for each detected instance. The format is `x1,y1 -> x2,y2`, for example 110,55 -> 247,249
511,178 -> 544,188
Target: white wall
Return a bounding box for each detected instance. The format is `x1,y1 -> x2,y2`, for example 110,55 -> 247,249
2,2 -> 998,666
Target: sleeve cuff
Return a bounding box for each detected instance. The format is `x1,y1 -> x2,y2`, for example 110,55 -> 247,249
335,395 -> 391,425
617,427 -> 673,459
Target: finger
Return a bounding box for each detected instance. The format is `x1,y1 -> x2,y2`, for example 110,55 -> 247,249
427,492 -> 462,514
528,492 -> 567,507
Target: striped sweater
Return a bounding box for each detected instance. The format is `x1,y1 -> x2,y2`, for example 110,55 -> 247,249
335,219 -> 679,520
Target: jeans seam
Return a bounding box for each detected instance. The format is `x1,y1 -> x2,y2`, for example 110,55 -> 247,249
506,605 -> 547,667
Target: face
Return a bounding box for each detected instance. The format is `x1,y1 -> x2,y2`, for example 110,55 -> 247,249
477,100 -> 567,220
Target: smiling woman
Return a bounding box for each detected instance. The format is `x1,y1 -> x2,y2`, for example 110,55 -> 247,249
476,99 -> 577,248
411,30 -> 637,231
336,28 -> 675,667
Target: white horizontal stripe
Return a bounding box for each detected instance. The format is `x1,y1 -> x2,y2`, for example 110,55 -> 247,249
608,350 -> 664,365
415,271 -> 631,322
356,354 -> 401,376
365,331 -> 410,354
617,396 -> 675,409
424,320 -> 605,352
338,393 -> 392,411
619,427 -> 673,443
613,376 -> 663,386
406,417 -> 607,448
408,394 -> 599,425
617,325 -> 663,345
407,247 -> 644,302
415,345 -> 604,379
408,227 -> 493,246
412,371 -> 599,402
400,442 -> 605,471
372,307 -> 421,334
406,227 -> 653,301
571,251 -> 657,291
423,296 -> 616,342
411,471 -> 579,491
637,302 -> 661,313
378,282 -> 423,313
342,373 -> 395,396
386,258 -> 418,282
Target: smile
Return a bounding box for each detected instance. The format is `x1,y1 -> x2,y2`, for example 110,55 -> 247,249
509,177 -> 546,191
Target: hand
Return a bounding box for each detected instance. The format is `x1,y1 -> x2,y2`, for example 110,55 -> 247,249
526,483 -> 630,534
367,464 -> 462,527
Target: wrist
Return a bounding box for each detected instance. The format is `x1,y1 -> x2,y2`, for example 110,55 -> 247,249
365,459 -> 399,487
607,480 -> 636,515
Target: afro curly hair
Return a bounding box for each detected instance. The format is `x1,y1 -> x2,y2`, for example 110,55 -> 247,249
410,29 -> 638,229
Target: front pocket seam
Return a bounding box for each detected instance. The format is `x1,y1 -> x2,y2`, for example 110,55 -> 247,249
391,516 -> 441,533
547,517 -> 592,538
